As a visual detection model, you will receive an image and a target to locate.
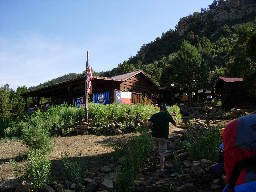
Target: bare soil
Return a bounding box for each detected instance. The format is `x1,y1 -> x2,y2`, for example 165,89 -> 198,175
0,133 -> 138,181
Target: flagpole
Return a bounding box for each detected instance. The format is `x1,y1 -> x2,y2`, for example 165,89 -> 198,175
85,51 -> 89,122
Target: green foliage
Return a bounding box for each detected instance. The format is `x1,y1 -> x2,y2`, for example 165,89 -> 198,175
25,149 -> 51,190
0,84 -> 12,123
246,32 -> 256,62
167,104 -> 182,123
88,103 -> 158,134
0,85 -> 30,137
216,99 -> 222,107
5,105 -> 85,138
22,121 -> 52,154
171,40 -> 207,95
10,159 -> 26,179
61,154 -> 83,183
113,131 -> 152,191
5,103 -> 181,138
184,126 -> 221,161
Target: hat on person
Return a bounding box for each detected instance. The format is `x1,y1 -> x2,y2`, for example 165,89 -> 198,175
160,105 -> 167,111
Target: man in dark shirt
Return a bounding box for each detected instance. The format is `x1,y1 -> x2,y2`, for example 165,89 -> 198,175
148,105 -> 176,172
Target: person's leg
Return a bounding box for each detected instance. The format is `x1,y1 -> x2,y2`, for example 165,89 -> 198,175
152,137 -> 158,167
159,155 -> 165,171
158,138 -> 167,171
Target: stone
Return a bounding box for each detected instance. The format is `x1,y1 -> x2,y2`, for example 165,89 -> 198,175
41,185 -> 57,192
51,181 -> 65,192
85,181 -> 98,192
183,160 -> 191,168
0,178 -> 20,192
101,166 -> 112,173
190,165 -> 205,176
176,183 -> 195,192
100,177 -> 113,190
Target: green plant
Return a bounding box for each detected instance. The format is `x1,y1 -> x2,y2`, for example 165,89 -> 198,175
216,100 -> 222,107
22,122 -> 52,154
184,125 -> 221,161
61,153 -> 83,182
88,103 -> 158,134
26,149 -> 51,190
168,104 -> 182,123
10,159 -> 26,179
168,183 -> 177,191
113,130 -> 151,191
5,105 -> 86,138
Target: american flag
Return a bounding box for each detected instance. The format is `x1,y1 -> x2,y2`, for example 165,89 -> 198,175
87,66 -> 93,94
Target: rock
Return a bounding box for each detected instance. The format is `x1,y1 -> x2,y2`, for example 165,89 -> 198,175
176,183 -> 195,192
85,181 -> 98,192
64,180 -> 73,188
183,160 -> 192,168
101,166 -> 112,173
41,185 -> 57,192
14,181 -> 30,192
200,159 -> 213,169
51,181 -> 65,192
100,177 -> 113,190
190,165 -> 205,176
83,178 -> 94,186
70,183 -> 79,190
0,178 -> 20,192
178,152 -> 189,160
114,128 -> 122,135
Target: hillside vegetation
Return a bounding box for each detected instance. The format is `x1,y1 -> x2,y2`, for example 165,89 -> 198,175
100,0 -> 256,97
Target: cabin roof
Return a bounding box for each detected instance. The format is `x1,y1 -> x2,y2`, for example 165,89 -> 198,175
219,77 -> 243,83
111,70 -> 144,81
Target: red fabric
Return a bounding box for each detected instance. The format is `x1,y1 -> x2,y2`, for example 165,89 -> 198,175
223,118 -> 256,185
87,67 -> 93,93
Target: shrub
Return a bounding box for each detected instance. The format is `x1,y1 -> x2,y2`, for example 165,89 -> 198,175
22,122 -> 52,154
168,104 -> 182,123
184,125 -> 221,161
61,154 -> 83,183
4,105 -> 86,138
26,149 -> 51,190
113,130 -> 151,191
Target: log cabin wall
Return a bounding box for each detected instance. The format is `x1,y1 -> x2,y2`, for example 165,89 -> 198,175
120,73 -> 158,96
119,73 -> 159,104
22,71 -> 160,109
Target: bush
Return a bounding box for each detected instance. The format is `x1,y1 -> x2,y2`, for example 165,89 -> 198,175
167,104 -> 182,123
113,130 -> 151,191
184,125 -> 221,161
61,154 -> 83,183
4,105 -> 85,138
25,149 -> 51,190
22,122 -> 52,154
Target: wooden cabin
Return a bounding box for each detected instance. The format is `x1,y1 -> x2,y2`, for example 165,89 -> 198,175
215,77 -> 254,110
22,70 -> 159,110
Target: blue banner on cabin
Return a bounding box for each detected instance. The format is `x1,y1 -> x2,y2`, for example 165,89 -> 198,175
116,90 -> 122,104
74,97 -> 84,107
93,92 -> 110,104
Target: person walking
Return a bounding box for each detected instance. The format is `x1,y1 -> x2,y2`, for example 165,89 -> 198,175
148,105 -> 176,173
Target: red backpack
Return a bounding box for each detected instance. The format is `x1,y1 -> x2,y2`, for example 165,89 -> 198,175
223,114 -> 256,192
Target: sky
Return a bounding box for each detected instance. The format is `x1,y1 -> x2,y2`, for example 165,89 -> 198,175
0,0 -> 214,90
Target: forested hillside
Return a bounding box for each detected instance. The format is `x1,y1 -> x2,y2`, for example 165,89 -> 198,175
100,0 -> 256,97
